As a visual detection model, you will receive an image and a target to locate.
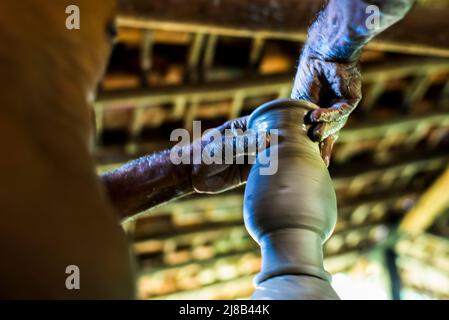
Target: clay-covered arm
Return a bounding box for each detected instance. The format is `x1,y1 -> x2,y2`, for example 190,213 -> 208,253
101,150 -> 194,220
292,0 -> 416,166
101,117 -> 267,220
307,0 -> 416,61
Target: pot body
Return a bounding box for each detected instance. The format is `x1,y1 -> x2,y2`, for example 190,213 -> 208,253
244,99 -> 339,300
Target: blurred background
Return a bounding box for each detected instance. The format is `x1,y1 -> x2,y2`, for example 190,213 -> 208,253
95,0 -> 449,299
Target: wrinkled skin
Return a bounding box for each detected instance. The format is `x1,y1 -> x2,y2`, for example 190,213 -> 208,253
292,0 -> 416,166
292,47 -> 362,166
103,116 -> 269,219
191,116 -> 268,194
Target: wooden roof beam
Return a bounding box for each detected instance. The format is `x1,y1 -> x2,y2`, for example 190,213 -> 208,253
118,0 -> 449,57
399,166 -> 449,235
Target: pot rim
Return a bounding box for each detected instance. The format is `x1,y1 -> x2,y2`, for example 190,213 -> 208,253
247,98 -> 319,129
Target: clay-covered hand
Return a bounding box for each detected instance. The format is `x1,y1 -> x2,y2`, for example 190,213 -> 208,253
191,116 -> 269,194
102,116 -> 269,218
291,0 -> 416,167
291,46 -> 362,167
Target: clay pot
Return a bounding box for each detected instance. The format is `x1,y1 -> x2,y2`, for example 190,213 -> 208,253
244,99 -> 339,300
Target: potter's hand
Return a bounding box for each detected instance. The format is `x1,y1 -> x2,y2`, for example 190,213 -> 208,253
291,46 -> 362,167
191,116 -> 269,194
292,0 -> 415,167
102,116 -> 268,219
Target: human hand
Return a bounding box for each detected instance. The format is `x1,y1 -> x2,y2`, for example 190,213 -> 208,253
191,116 -> 269,194
291,47 -> 362,167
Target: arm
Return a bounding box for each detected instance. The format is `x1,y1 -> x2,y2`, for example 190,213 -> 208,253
306,0 -> 417,62
101,117 -> 268,220
292,0 -> 416,166
101,150 -> 194,220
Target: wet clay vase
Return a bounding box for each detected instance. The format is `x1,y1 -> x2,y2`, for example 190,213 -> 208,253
244,99 -> 339,300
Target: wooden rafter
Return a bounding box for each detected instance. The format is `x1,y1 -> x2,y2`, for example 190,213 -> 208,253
400,167 -> 449,235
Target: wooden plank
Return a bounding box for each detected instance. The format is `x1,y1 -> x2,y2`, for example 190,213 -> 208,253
117,0 -> 449,57
400,166 -> 449,235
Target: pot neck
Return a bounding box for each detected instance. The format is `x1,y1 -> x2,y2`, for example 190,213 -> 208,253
248,98 -> 319,130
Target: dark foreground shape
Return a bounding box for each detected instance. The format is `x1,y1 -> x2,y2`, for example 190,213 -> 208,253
244,99 -> 339,300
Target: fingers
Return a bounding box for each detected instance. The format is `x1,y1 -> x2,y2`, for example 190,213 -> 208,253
308,117 -> 347,142
230,116 -> 249,131
309,100 -> 358,123
192,165 -> 243,194
193,115 -> 270,169
191,116 -> 268,194
319,135 -> 337,167
195,126 -> 269,172
227,130 -> 270,159
218,116 -> 249,133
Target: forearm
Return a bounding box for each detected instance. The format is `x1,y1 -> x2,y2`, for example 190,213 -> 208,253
101,149 -> 194,220
307,0 -> 416,61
